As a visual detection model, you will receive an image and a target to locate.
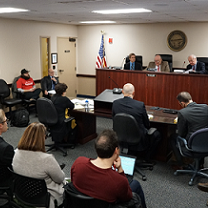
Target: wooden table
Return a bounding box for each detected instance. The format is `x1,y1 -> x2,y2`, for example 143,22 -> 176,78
96,68 -> 208,110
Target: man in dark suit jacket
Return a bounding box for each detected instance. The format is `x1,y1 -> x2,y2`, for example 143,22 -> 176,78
112,83 -> 161,161
0,109 -> 14,178
41,68 -> 59,98
171,92 -> 208,167
124,53 -> 142,71
186,54 -> 206,74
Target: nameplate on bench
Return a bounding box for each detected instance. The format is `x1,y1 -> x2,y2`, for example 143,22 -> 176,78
146,74 -> 156,77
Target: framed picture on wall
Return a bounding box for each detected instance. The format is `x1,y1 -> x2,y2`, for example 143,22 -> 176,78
51,53 -> 58,64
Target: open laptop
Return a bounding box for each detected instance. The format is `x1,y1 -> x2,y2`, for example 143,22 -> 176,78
120,154 -> 137,184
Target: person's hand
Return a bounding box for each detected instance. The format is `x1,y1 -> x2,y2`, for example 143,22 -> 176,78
114,156 -> 123,173
45,90 -> 48,95
51,77 -> 56,82
30,88 -> 35,92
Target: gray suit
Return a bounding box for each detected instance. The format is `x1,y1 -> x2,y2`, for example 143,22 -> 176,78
146,61 -> 170,72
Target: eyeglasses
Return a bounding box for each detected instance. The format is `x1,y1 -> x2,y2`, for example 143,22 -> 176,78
1,119 -> 9,124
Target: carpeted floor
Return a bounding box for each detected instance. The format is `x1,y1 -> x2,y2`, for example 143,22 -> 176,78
3,112 -> 208,208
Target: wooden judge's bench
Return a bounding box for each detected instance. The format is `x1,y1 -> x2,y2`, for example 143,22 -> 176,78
95,68 -> 208,162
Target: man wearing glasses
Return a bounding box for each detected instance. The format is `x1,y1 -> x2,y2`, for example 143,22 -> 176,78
124,53 -> 142,71
146,54 -> 170,72
0,109 -> 14,169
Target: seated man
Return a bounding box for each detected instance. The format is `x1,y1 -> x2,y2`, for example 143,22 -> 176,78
146,54 -> 170,72
16,69 -> 41,100
0,109 -> 14,184
186,54 -> 205,74
112,83 -> 161,161
124,53 -> 142,71
41,68 -> 59,98
71,129 -> 147,208
170,92 -> 208,168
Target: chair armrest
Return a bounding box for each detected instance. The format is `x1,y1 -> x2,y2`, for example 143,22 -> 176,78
177,136 -> 192,156
64,117 -> 75,123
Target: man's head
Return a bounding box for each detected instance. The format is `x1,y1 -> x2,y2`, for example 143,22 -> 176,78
55,83 -> 68,95
95,129 -> 119,159
154,54 -> 162,66
0,109 -> 8,135
177,91 -> 193,108
129,53 -> 136,63
21,69 -> 30,80
122,83 -> 135,98
188,54 -> 197,66
48,68 -> 55,77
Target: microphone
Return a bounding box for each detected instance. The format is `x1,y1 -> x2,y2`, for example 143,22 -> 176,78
108,76 -> 122,94
182,61 -> 185,68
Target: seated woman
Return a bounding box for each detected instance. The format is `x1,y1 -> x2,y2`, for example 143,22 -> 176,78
51,83 -> 76,145
12,122 -> 65,208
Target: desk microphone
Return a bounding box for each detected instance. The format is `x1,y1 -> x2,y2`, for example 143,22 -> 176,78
108,76 -> 122,94
182,61 -> 185,68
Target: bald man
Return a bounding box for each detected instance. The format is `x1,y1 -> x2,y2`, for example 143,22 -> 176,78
146,54 -> 170,72
112,83 -> 161,161
186,54 -> 206,74
41,68 -> 59,98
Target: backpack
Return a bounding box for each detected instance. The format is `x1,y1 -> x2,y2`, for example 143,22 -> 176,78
11,108 -> 29,127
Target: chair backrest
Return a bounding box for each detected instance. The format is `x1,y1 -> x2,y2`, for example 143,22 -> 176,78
197,57 -> 208,72
188,128 -> 208,153
11,76 -> 21,99
36,97 -> 58,126
159,54 -> 173,71
125,55 -> 143,67
9,168 -> 50,208
64,184 -> 110,208
0,79 -> 10,98
113,113 -> 142,149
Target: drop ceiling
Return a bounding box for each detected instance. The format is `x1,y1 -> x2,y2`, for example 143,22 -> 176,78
0,0 -> 208,25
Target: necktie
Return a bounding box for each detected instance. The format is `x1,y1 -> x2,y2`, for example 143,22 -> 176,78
193,65 -> 195,71
131,64 -> 133,70
157,66 -> 160,72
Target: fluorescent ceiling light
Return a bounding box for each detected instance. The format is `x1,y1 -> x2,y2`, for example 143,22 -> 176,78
92,8 -> 152,14
80,20 -> 116,24
0,7 -> 29,13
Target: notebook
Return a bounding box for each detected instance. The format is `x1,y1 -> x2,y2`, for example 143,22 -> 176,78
120,154 -> 137,184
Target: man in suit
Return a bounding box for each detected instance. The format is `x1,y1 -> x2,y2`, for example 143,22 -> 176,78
124,53 -> 142,71
0,109 -> 14,169
170,92 -> 208,167
112,83 -> 161,161
41,68 -> 59,98
146,54 -> 170,72
186,54 -> 206,74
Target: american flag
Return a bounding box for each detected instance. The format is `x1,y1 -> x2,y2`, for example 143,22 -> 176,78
96,34 -> 107,68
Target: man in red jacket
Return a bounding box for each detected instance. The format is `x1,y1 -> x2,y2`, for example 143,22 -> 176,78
71,129 -> 146,208
16,68 -> 41,100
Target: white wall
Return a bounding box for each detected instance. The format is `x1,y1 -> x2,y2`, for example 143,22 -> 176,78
77,22 -> 208,75
0,18 -> 77,83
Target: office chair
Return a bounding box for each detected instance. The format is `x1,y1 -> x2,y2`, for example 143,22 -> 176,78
36,97 -> 75,156
113,113 -> 153,181
174,128 -> 208,186
125,55 -> 143,68
197,57 -> 208,73
12,76 -> 36,113
8,168 -> 53,208
159,54 -> 173,72
64,183 -> 110,208
0,79 -> 22,120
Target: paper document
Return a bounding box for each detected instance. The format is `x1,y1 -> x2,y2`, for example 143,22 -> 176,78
71,98 -> 94,106
148,114 -> 154,120
48,90 -> 56,94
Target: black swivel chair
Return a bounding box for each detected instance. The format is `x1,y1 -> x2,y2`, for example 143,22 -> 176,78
36,97 -> 75,156
113,113 -> 153,181
8,168 -> 53,208
159,54 -> 173,72
174,128 -> 208,186
197,57 -> 208,73
0,79 -> 22,120
64,183 -> 110,208
125,55 -> 143,68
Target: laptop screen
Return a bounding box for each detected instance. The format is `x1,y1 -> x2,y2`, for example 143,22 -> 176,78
120,155 -> 136,176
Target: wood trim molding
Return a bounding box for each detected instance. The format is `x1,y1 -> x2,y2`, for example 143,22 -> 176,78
76,74 -> 96,78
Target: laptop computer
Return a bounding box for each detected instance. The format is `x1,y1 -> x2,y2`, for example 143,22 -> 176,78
120,154 -> 137,184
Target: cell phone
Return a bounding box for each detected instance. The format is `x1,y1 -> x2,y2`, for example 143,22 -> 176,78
60,163 -> 66,170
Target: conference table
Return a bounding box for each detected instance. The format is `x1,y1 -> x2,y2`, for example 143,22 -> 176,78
96,68 -> 208,110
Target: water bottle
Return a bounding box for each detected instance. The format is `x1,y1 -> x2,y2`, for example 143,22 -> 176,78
85,99 -> 89,111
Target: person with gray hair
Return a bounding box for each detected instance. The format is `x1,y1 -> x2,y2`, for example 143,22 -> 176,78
186,54 -> 205,74
0,109 -> 14,169
112,83 -> 161,161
